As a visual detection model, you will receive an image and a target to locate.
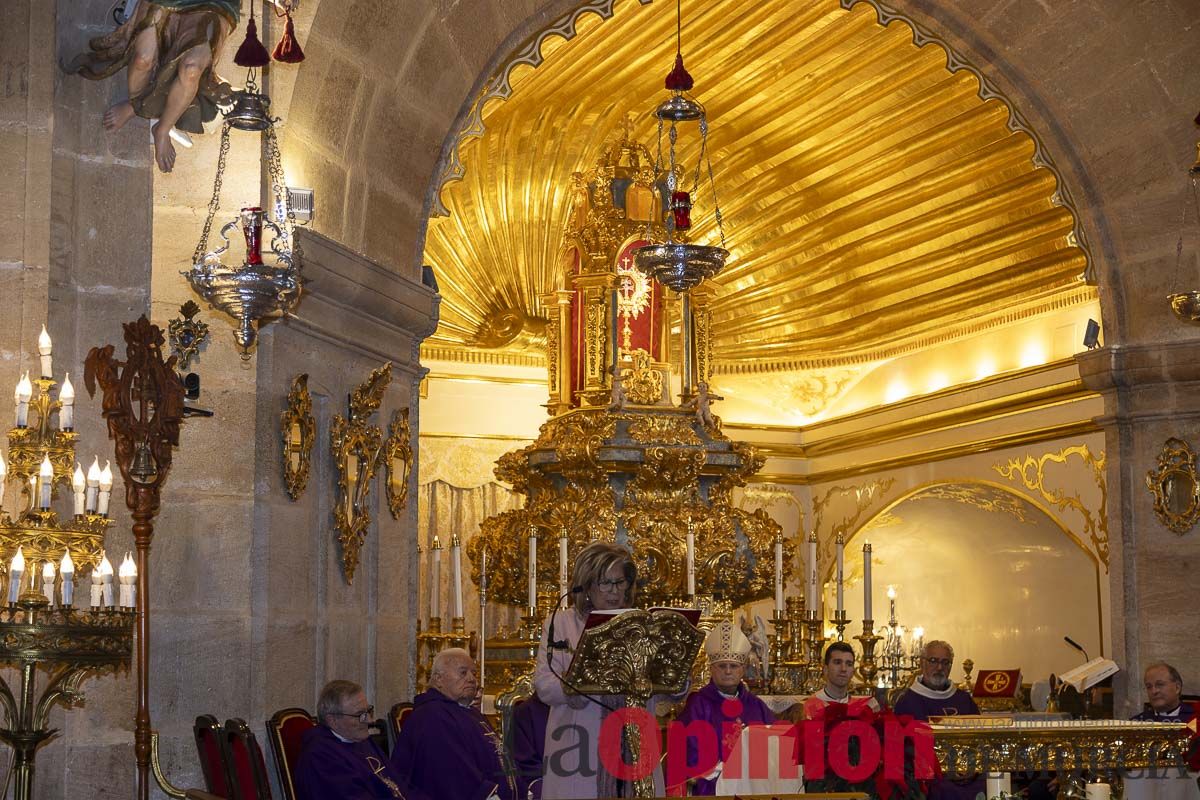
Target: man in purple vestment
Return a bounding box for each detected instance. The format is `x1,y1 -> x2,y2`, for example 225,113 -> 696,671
893,640 -> 984,800
391,648 -> 517,800
669,621 -> 778,795
509,695 -> 550,799
295,679 -> 424,800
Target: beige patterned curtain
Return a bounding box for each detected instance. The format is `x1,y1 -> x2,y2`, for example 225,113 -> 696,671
417,437 -> 530,643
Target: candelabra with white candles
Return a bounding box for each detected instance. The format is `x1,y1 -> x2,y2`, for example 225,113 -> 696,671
0,325 -> 135,800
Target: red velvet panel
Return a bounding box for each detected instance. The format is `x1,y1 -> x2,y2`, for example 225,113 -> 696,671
199,729 -> 230,795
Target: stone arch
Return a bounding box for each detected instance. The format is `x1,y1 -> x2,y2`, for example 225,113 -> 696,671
835,477 -> 1105,676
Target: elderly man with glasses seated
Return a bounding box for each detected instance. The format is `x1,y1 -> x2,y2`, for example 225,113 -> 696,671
391,647 -> 516,800
893,640 -> 983,800
295,679 -> 425,799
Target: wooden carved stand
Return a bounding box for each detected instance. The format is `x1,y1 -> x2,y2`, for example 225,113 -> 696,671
85,316 -> 185,800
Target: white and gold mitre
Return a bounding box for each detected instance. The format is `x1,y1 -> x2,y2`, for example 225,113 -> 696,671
704,621 -> 752,665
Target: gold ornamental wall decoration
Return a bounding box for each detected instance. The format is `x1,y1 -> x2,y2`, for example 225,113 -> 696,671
994,444 -> 1109,567
384,408 -> 413,519
281,374 -> 315,500
331,363 -> 391,582
1146,437 -> 1200,535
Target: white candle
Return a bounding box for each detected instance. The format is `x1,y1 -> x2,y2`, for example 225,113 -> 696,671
98,461 -> 113,516
774,536 -> 784,614
99,553 -> 114,607
59,374 -> 74,430
42,562 -> 55,605
72,463 -> 86,516
451,535 -> 463,618
85,457 -> 100,513
835,532 -> 845,616
0,451 -> 7,515
38,455 -> 53,509
527,528 -> 538,610
887,585 -> 897,625
15,372 -> 31,428
90,560 -> 103,609
806,533 -> 818,614
8,546 -> 24,604
60,551 -> 74,606
685,526 -> 695,596
37,325 -> 52,379
863,541 -> 873,620
558,530 -> 569,601
118,552 -> 137,608
479,547 -> 488,688
430,537 -> 442,622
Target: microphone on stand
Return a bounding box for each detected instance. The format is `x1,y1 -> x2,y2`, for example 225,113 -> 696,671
1064,636 -> 1090,662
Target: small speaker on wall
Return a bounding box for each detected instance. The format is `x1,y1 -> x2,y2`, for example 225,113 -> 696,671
1083,318 -> 1101,350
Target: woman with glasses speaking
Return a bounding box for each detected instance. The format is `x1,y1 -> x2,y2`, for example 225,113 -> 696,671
533,541 -> 667,798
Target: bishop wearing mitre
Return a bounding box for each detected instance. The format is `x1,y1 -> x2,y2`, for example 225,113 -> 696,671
670,620 -> 777,795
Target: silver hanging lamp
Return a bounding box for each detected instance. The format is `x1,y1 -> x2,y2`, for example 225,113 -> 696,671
633,0 -> 729,293
185,70 -> 302,359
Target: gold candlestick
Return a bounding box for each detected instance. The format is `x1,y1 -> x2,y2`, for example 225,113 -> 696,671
768,608 -> 790,694
803,610 -> 828,694
854,618 -> 882,689
831,610 -> 850,642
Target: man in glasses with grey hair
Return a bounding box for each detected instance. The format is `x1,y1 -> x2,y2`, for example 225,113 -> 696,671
295,679 -> 426,799
893,640 -> 982,800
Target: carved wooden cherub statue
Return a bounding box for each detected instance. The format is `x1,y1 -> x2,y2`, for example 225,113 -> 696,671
608,364 -> 627,412
64,0 -> 240,172
690,381 -> 722,432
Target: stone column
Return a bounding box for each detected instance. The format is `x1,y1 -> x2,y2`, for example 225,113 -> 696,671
1077,340 -> 1200,715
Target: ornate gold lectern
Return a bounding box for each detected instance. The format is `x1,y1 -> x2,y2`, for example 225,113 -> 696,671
564,609 -> 705,798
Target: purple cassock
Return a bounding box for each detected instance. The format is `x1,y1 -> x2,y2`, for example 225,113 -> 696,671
294,724 -> 425,800
390,687 -> 518,800
510,695 -> 550,799
893,680 -> 984,800
670,680 -> 778,796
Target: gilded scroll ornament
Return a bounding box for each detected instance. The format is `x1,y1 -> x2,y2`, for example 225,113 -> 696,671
811,478 -> 895,567
281,374 -> 315,500
331,363 -> 391,582
623,349 -> 665,406
384,408 -> 414,519
627,413 -> 700,446
1145,438 -> 1200,535
994,444 -> 1109,567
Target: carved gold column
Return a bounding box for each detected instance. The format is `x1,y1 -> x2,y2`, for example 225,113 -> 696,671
691,284 -> 715,388
575,273 -> 616,407
541,290 -> 574,415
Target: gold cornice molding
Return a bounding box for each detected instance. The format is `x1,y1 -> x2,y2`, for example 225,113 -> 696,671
713,286 -> 1096,373
750,419 -> 1101,486
803,379 -> 1093,458
420,432 -> 532,442
421,345 -> 545,368
801,357 -> 1081,432
426,372 -> 546,387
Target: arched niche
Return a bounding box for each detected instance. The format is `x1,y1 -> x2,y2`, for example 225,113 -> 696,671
837,480 -> 1102,685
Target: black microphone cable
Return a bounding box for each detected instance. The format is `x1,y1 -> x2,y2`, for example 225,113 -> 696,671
544,588 -> 619,715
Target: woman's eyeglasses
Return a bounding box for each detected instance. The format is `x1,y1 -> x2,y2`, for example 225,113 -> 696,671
596,578 -> 629,591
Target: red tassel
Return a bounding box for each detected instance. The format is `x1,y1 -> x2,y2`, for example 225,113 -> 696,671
234,16 -> 271,68
664,53 -> 694,92
272,14 -> 305,64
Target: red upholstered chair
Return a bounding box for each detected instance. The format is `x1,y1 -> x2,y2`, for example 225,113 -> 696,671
385,702 -> 413,754
265,708 -> 316,800
224,718 -> 274,800
194,714 -> 234,798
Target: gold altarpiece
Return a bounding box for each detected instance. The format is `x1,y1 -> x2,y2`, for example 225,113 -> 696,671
468,127 -> 788,695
